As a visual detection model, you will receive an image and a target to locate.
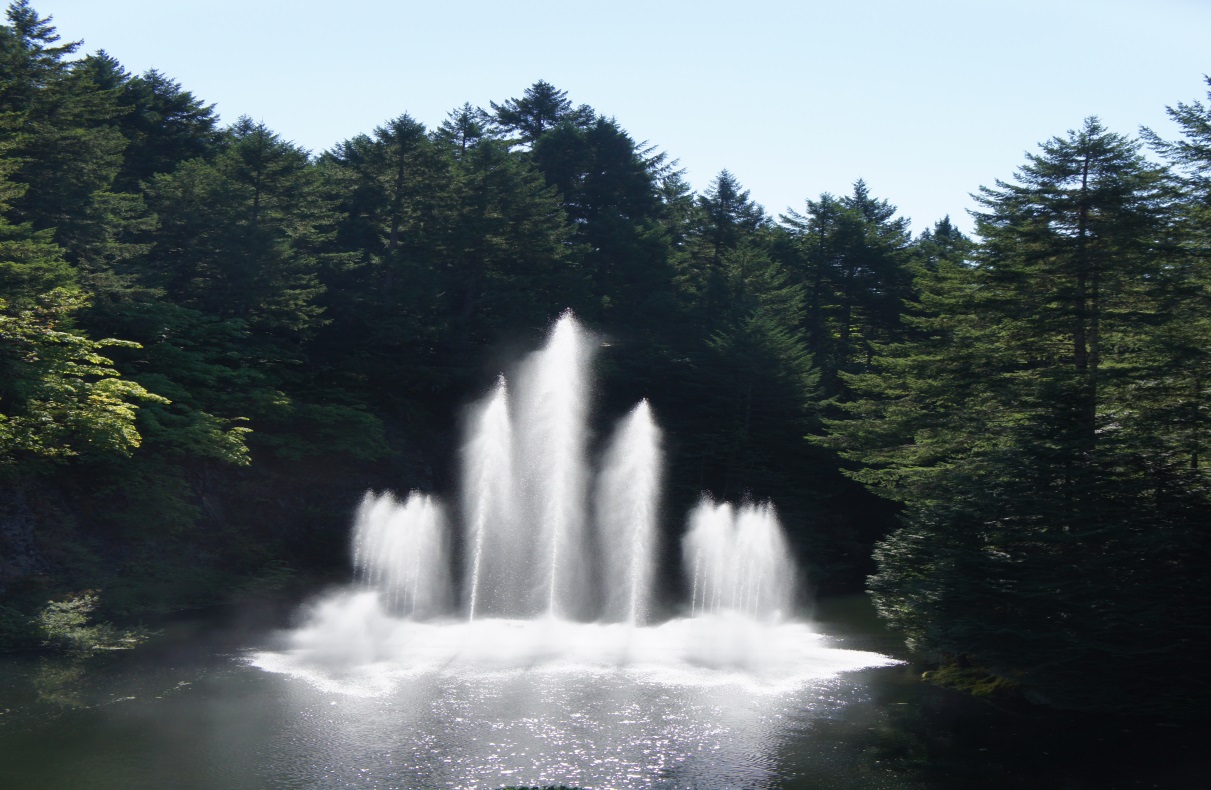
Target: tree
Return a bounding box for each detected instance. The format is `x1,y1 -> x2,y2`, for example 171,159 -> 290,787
0,293 -> 163,463
142,117 -> 327,333
1143,75 -> 1211,200
675,170 -> 767,326
779,181 -> 914,395
435,103 -> 492,158
0,4 -> 128,260
316,116 -> 576,404
0,1 -> 77,111
681,242 -> 819,497
530,116 -> 674,326
1138,76 -> 1211,473
973,118 -> 1170,454
438,138 -> 578,351
833,118 -> 1209,715
490,80 -> 594,146
911,215 -> 972,273
313,114 -> 452,399
113,68 -> 220,191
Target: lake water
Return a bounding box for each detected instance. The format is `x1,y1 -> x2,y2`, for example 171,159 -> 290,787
0,595 -> 1203,789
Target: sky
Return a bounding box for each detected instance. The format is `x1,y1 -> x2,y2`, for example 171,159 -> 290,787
33,0 -> 1211,235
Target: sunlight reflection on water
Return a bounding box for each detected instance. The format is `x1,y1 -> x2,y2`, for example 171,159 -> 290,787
246,601 -> 899,789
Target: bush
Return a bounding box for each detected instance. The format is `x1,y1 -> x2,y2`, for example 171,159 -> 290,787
36,590 -> 147,654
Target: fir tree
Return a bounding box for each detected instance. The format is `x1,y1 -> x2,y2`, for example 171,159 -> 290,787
834,118 -> 1209,715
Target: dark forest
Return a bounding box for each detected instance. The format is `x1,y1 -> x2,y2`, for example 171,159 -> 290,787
1,1 -> 1208,717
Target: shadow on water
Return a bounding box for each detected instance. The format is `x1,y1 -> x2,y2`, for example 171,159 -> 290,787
794,595 -> 1211,790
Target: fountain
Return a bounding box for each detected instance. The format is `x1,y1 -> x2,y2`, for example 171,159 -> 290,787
684,498 -> 795,620
250,311 -> 897,787
339,311 -> 798,630
352,491 -> 450,618
258,310 -> 892,666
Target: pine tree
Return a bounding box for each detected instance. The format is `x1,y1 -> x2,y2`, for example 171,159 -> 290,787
1138,76 -> 1211,474
313,113 -> 452,400
490,80 -> 594,146
113,68 -> 220,191
780,181 -> 914,395
834,118 -> 1210,715
530,115 -> 673,326
435,103 -> 492,158
142,117 -> 327,333
440,137 -> 577,351
0,3 -> 128,260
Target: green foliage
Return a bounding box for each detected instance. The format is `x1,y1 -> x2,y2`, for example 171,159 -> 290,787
0,12 -> 127,258
921,661 -> 1020,698
37,9 -> 1211,719
36,590 -> 147,654
252,400 -> 388,462
436,102 -> 492,156
142,117 -> 328,333
530,115 -> 670,326
0,215 -> 77,302
490,80 -> 593,145
779,181 -> 915,396
0,290 -> 167,463
112,67 -> 220,190
835,117 -> 1211,715
686,243 -> 820,495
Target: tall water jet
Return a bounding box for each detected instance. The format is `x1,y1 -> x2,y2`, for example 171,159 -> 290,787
253,308 -> 906,790
515,311 -> 593,619
685,500 -> 734,617
595,399 -> 662,625
462,376 -> 517,621
683,498 -> 796,621
346,311 -> 798,627
352,491 -> 451,618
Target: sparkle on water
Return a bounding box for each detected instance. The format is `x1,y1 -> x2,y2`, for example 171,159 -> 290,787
250,311 -> 898,789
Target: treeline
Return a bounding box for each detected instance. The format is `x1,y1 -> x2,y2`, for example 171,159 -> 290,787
834,106 -> 1211,715
0,0 -> 896,623
0,2 -> 1207,716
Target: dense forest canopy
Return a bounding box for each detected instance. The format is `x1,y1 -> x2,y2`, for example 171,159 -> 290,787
0,1 -> 1207,716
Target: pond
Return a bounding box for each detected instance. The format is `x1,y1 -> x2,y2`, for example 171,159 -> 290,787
0,594 -> 1202,789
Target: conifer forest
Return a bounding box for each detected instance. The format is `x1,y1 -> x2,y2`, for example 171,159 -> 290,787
1,0 -> 1208,721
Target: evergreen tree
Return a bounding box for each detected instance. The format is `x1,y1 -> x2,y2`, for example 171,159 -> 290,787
911,215 -> 972,273
439,137 -> 578,351
780,181 -> 914,395
435,103 -> 492,158
682,241 -> 818,498
677,170 -> 767,325
113,68 -> 220,191
1138,76 -> 1211,473
530,115 -> 673,326
490,80 -> 594,146
314,113 -> 452,401
0,3 -> 128,260
143,117 -> 327,333
0,1 -> 77,111
834,118 -> 1209,715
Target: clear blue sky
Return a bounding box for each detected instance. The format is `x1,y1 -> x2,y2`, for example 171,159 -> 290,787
35,0 -> 1211,234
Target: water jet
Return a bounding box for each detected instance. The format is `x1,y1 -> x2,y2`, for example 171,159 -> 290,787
255,311 -> 894,692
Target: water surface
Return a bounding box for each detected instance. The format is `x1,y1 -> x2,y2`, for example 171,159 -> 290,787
0,597 -> 1203,789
